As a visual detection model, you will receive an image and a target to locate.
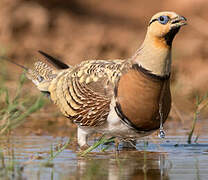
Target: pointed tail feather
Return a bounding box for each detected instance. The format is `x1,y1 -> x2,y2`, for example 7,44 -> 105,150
0,56 -> 57,93
0,56 -> 43,87
38,50 -> 69,69
0,56 -> 28,71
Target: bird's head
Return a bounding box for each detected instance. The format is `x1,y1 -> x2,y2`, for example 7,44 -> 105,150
147,11 -> 187,46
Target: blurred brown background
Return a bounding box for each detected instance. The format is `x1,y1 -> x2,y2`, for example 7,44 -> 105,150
0,0 -> 208,133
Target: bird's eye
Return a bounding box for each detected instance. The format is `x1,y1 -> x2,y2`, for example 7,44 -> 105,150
158,16 -> 169,25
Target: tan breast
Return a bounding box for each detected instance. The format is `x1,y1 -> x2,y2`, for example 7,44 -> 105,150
117,69 -> 171,131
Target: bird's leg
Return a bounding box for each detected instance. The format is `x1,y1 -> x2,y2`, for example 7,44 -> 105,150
122,139 -> 137,150
114,137 -> 120,152
77,127 -> 90,150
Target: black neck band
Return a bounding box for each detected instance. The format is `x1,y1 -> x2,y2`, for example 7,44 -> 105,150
115,102 -> 158,132
114,63 -> 170,132
132,64 -> 170,81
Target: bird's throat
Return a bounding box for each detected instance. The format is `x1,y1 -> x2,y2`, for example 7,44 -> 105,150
132,35 -> 172,77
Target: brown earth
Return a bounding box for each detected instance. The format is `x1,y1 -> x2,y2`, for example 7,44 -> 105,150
0,0 -> 208,136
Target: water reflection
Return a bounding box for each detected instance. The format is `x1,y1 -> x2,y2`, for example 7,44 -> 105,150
0,135 -> 208,180
76,152 -> 170,180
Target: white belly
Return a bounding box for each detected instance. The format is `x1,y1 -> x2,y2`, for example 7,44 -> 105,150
103,99 -> 153,138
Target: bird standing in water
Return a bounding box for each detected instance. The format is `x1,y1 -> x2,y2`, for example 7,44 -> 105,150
2,11 -> 187,150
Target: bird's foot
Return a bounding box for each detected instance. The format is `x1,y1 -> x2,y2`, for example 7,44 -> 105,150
79,144 -> 90,151
121,139 -> 137,150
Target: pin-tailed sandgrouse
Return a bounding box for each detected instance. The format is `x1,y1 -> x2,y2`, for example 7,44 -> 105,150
4,11 -> 187,149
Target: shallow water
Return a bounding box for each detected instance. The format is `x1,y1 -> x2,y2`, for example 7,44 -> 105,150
0,133 -> 208,180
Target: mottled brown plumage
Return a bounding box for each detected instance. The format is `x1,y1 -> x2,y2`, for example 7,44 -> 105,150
47,60 -> 132,127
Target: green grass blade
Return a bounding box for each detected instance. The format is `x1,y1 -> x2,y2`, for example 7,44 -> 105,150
79,136 -> 115,156
47,138 -> 70,162
6,95 -> 45,131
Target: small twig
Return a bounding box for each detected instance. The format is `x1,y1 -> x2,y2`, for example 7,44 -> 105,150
172,102 -> 186,123
187,94 -> 208,144
47,138 -> 70,162
187,108 -> 199,144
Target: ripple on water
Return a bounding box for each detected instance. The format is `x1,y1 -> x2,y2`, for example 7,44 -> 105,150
0,134 -> 208,180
